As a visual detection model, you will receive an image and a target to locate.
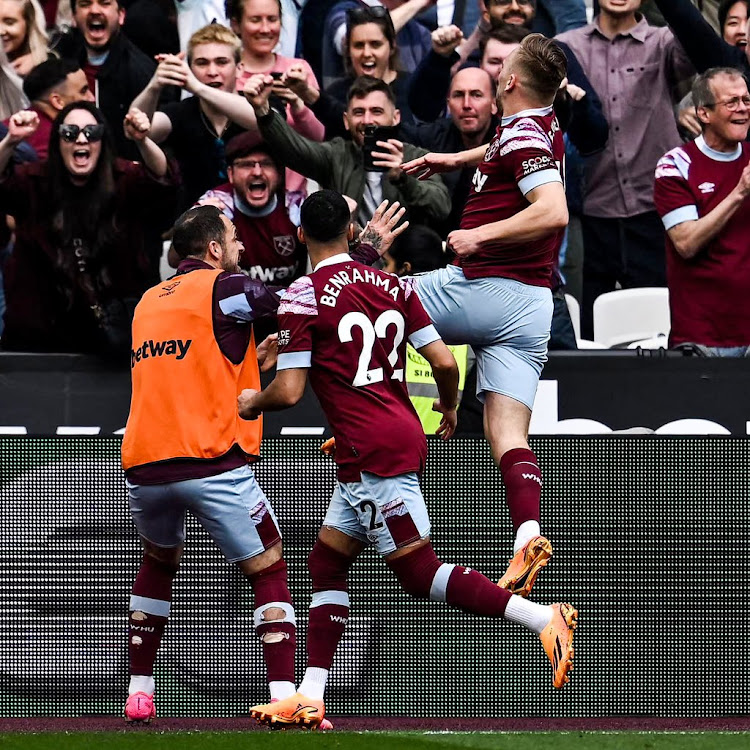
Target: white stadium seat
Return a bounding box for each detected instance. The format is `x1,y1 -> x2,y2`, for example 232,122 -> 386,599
593,288 -> 670,348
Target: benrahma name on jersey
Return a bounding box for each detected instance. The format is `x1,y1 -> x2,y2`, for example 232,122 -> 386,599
319,266 -> 401,308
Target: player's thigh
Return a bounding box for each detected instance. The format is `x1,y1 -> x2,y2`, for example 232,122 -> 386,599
333,472 -> 432,556
473,286 -> 552,410
411,265 -> 490,345
127,480 -> 187,549
181,465 -> 282,564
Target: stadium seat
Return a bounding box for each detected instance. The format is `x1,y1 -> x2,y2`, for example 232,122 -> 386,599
627,335 -> 668,350
593,288 -> 670,348
565,293 -> 607,349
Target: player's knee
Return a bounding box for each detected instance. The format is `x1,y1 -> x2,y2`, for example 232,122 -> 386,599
308,540 -> 354,591
387,543 -> 442,600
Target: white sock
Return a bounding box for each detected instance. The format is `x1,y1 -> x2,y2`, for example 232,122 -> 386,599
298,667 -> 329,701
514,520 -> 541,554
504,595 -> 553,635
269,681 -> 296,701
129,675 -> 155,696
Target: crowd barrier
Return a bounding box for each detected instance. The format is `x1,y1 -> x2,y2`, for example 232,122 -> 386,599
2,351 -> 750,436
0,436 -> 747,717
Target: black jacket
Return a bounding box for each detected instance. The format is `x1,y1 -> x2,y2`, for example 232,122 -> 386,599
53,29 -> 165,160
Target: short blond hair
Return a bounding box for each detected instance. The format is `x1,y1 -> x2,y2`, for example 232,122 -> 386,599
512,33 -> 567,105
187,24 -> 242,66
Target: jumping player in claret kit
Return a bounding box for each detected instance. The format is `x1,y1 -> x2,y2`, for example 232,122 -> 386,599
402,33 -> 569,601
238,189 -> 578,729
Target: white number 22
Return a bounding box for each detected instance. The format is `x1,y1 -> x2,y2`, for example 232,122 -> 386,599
338,310 -> 405,387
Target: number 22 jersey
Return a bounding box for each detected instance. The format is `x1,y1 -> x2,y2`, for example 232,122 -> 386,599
276,254 -> 441,482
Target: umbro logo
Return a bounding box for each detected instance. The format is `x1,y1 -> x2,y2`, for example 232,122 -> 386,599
698,181 -> 715,194
158,280 -> 181,297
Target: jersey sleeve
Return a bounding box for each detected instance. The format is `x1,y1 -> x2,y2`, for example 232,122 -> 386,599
654,147 -> 700,230
400,277 -> 440,348
215,273 -> 284,322
276,276 -> 318,370
499,118 -> 562,196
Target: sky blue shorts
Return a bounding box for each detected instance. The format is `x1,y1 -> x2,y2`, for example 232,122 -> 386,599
323,472 -> 431,556
127,464 -> 282,563
413,265 -> 552,409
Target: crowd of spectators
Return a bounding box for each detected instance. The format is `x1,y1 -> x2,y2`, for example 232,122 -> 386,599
0,0 -> 749,361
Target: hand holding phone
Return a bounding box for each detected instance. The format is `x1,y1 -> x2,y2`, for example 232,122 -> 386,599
362,124 -> 400,172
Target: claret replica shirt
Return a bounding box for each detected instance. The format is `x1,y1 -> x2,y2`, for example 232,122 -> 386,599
654,135 -> 750,347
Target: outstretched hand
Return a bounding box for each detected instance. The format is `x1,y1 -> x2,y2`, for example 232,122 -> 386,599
401,152 -> 460,180
358,200 -> 409,257
320,437 -> 336,456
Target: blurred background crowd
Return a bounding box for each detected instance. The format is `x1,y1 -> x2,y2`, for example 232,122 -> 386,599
0,0 -> 747,365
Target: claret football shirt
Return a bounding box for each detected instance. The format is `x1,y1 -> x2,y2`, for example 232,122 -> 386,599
276,254 -> 441,482
654,135 -> 750,347
459,105 -> 566,287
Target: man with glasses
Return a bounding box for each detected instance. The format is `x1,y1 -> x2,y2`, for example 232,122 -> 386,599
654,67 -> 750,356
556,0 -> 695,338
191,132 -> 306,343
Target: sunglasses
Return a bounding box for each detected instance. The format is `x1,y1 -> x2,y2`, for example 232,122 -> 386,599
59,123 -> 106,143
347,5 -> 391,22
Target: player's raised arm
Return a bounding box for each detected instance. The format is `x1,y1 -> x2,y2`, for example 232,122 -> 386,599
401,145 -> 489,180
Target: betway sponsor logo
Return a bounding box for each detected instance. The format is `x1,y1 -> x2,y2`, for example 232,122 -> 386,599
130,339 -> 192,368
522,472 -> 542,486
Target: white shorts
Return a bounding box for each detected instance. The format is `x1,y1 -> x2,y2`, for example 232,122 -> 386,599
413,265 -> 552,409
323,472 -> 431,556
127,464 -> 282,563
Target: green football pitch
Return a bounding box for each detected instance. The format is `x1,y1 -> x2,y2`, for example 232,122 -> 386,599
1,732 -> 750,750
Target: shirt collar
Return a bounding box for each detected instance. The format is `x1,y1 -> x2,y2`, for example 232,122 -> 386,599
177,257 -> 215,274
234,190 -> 278,218
590,13 -> 648,42
695,134 -> 743,162
501,105 -> 553,127
314,252 -> 352,272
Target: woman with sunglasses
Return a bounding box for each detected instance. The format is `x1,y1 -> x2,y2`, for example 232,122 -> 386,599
0,101 -> 177,358
284,6 -> 418,140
